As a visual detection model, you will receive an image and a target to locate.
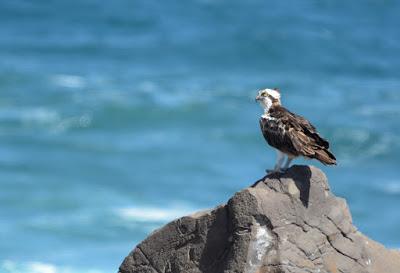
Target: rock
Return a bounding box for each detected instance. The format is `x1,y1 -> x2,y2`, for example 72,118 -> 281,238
119,165 -> 400,273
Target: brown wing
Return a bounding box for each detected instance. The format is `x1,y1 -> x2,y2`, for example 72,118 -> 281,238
266,106 -> 336,165
289,111 -> 330,149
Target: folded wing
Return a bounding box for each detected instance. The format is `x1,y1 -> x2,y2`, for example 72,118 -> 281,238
260,106 -> 336,165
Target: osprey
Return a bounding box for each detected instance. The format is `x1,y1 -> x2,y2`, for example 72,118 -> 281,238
256,88 -> 336,173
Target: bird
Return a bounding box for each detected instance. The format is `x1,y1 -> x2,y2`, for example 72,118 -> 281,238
255,88 -> 336,173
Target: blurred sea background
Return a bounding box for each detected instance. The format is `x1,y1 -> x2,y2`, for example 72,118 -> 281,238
1,0 -> 400,272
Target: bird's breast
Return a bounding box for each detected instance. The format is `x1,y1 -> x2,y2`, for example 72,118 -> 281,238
261,114 -> 277,121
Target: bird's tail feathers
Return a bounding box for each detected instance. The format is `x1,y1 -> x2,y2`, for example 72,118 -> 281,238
315,149 -> 337,165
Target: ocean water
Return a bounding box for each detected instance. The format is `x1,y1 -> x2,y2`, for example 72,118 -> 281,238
1,1 -> 400,272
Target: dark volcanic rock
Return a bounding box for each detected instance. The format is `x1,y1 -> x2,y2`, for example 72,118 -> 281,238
119,165 -> 400,273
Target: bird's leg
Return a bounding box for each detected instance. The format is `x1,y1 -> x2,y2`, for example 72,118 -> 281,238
267,150 -> 285,173
281,156 -> 294,172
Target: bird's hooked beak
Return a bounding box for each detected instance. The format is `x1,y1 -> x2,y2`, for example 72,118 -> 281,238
255,94 -> 262,102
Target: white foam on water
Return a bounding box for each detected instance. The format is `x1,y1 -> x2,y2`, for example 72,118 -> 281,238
370,181 -> 400,197
52,113 -> 92,133
0,106 -> 92,133
333,128 -> 398,164
21,108 -> 60,124
382,182 -> 400,195
136,81 -> 220,108
357,104 -> 400,117
350,129 -> 370,143
138,80 -> 157,93
115,206 -> 197,222
52,74 -> 86,89
0,260 -> 103,273
0,107 -> 60,124
28,262 -> 57,273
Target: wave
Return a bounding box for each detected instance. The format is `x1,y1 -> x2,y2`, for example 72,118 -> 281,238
0,107 -> 60,125
0,105 -> 92,133
134,79 -> 249,108
0,260 -> 103,273
51,114 -> 92,133
15,204 -> 199,234
51,75 -> 86,89
369,181 -> 400,197
331,128 -> 399,164
382,182 -> 400,196
115,205 -> 198,222
356,104 -> 400,117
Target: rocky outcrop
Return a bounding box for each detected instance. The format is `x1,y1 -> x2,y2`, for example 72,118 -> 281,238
119,165 -> 400,273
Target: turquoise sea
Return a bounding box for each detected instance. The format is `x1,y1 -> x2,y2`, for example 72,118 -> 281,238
1,1 -> 400,272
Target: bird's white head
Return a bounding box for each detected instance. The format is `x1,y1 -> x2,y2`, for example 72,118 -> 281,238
255,88 -> 281,112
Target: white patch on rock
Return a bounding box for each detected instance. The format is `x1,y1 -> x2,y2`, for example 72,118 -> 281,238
287,181 -> 300,197
245,222 -> 273,273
